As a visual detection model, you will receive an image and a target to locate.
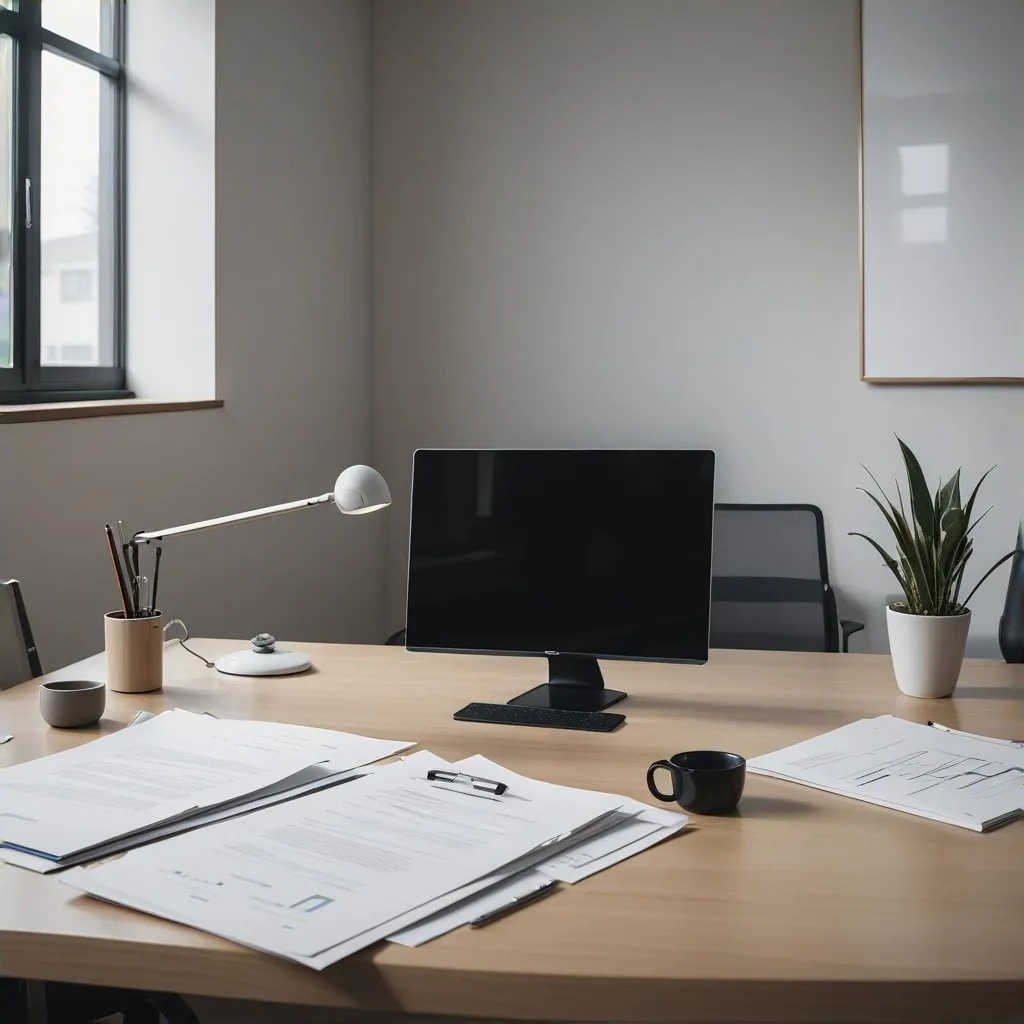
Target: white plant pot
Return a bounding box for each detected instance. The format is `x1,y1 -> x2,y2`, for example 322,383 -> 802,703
886,605 -> 971,699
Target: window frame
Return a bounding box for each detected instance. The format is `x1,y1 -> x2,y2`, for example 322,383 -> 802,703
0,0 -> 128,404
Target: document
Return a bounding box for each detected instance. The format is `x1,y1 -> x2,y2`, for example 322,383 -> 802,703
0,765 -> 368,873
63,755 -> 626,966
748,715 -> 1024,831
384,755 -> 688,946
451,754 -> 688,882
0,710 -> 413,860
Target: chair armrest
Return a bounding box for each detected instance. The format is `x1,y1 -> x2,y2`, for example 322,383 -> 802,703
840,619 -> 865,653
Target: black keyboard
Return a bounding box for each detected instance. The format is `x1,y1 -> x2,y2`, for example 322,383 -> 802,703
453,702 -> 625,732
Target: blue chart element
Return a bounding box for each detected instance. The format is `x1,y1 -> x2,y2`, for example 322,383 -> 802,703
291,895 -> 334,913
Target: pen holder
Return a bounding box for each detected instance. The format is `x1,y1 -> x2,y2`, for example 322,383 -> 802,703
105,610 -> 163,693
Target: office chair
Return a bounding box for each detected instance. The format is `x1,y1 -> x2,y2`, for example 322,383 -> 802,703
711,504 -> 864,654
0,579 -> 42,689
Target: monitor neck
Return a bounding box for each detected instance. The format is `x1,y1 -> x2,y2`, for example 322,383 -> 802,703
546,653 -> 605,690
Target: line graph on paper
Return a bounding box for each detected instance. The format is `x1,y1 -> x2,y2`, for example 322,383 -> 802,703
748,717 -> 1024,829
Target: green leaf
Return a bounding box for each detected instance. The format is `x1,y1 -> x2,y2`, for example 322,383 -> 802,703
872,493 -> 936,610
897,437 -> 936,539
882,503 -> 935,608
936,471 -> 961,518
895,479 -> 908,522
961,467 -> 995,528
850,532 -> 916,607
857,487 -> 911,554
939,510 -> 968,576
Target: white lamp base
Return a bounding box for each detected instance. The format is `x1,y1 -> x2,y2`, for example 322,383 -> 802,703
214,648 -> 312,677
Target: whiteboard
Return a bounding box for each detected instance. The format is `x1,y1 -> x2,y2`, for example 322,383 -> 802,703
861,0 -> 1024,382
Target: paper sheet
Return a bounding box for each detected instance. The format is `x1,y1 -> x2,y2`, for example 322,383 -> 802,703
748,715 -> 1024,831
382,756 -> 688,947
452,754 -> 688,882
63,753 -> 626,965
0,765 -> 369,873
0,710 -> 413,858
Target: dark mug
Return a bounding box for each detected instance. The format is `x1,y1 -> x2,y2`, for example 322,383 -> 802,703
646,750 -> 746,814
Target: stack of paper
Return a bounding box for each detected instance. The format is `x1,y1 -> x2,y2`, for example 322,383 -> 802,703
385,751 -> 687,947
748,715 -> 1024,832
62,748 -> 688,968
0,709 -> 413,871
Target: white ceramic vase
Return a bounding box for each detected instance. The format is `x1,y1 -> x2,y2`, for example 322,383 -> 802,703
886,605 -> 971,699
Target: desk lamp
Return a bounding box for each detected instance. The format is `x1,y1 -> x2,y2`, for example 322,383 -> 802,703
133,465 -> 391,677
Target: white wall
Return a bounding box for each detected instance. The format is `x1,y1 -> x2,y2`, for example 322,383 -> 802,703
0,0 -> 381,670
372,0 -> 1024,653
126,0 -> 216,400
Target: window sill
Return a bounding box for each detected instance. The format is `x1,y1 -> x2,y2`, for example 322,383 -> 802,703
0,398 -> 223,424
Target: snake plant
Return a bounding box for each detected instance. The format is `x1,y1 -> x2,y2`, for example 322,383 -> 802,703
850,438 -> 1018,616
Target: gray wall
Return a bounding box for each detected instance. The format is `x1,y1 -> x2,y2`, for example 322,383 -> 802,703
0,0 -> 381,669
371,0 -> 1024,652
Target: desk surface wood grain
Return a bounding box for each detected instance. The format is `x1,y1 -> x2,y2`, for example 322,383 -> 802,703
1,642 -> 1022,1022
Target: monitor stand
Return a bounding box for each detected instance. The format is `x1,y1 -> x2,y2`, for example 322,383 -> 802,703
507,654 -> 626,712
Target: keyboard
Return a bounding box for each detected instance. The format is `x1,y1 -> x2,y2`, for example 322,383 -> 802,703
453,702 -> 625,732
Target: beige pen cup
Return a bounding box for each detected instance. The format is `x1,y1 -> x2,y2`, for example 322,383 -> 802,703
104,610 -> 164,693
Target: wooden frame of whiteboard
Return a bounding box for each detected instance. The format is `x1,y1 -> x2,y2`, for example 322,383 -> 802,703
857,0 -> 1024,386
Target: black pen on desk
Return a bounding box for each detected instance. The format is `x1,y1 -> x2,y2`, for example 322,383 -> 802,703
104,524 -> 133,617
470,880 -> 560,928
927,720 -> 1023,747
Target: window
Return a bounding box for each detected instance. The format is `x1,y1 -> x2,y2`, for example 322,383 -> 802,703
59,267 -> 91,302
0,0 -> 126,402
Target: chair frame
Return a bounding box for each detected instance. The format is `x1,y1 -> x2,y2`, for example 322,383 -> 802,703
1,579 -> 41,683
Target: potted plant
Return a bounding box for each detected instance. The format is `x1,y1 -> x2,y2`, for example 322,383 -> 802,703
851,438 -> 1018,698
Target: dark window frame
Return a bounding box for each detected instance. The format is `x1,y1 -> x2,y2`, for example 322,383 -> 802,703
0,0 -> 129,404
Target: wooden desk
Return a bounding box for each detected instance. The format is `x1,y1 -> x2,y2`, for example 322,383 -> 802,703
1,642 -> 1022,1023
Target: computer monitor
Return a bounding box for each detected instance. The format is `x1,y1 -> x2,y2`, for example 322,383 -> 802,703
405,449 -> 716,711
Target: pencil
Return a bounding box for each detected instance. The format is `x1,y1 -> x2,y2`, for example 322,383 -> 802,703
104,524 -> 133,617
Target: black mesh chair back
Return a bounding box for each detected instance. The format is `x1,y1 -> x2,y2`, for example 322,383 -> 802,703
711,505 -> 846,653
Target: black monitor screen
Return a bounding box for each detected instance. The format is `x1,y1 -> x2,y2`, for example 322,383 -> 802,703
406,449 -> 716,664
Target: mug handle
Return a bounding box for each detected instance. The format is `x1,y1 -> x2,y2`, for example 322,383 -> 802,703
646,760 -> 682,802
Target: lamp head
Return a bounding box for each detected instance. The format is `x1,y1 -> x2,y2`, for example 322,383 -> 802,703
333,465 -> 392,515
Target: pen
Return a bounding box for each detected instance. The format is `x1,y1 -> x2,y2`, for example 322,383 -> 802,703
150,546 -> 162,616
470,879 -> 560,928
426,769 -> 508,796
927,721 -> 1024,747
130,542 -> 141,617
122,542 -> 136,614
104,524 -> 133,618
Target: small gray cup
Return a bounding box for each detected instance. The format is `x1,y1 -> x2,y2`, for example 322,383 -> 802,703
39,679 -> 106,728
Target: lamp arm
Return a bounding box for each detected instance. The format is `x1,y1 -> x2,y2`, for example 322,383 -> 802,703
134,493 -> 334,544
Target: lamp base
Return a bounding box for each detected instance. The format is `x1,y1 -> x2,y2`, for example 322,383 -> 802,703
214,648 -> 312,677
